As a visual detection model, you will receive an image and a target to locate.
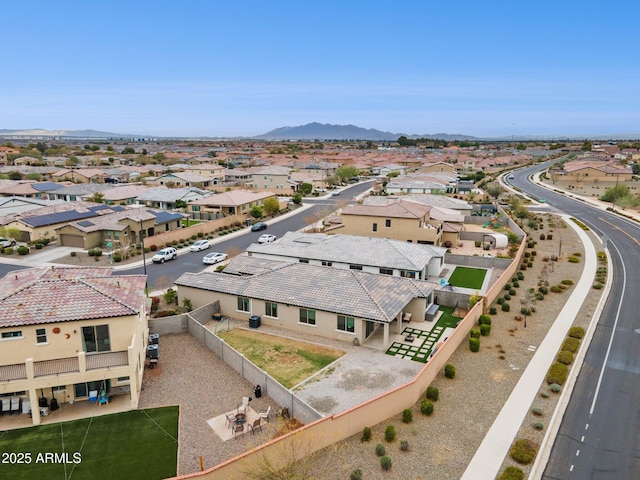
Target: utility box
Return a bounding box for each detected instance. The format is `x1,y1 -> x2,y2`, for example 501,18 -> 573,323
147,344 -> 159,360
249,315 -> 261,328
149,333 -> 159,345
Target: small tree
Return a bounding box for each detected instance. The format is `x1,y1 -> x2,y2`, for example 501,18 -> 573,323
249,205 -> 263,219
299,183 -> 313,195
292,192 -> 302,205
263,197 -> 280,215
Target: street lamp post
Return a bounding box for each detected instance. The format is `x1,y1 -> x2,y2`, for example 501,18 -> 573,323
139,219 -> 148,282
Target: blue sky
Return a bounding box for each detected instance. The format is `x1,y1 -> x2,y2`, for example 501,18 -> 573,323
2,1 -> 639,138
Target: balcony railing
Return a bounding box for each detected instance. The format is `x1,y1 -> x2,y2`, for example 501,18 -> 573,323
86,351 -> 128,370
0,363 -> 27,382
34,357 -> 79,377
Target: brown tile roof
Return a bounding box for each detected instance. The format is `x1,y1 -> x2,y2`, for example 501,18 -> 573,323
0,267 -> 146,328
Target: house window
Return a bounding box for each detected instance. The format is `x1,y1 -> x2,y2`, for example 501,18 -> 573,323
385,219 -> 391,228
36,328 -> 47,344
1,331 -> 23,339
400,271 -> 417,279
192,205 -> 200,212
116,376 -> 130,383
237,297 -> 251,312
265,302 -> 278,318
321,261 -> 332,266
372,223 -> 378,232
52,385 -> 66,393
82,325 -> 110,353
337,315 -> 355,333
299,308 -> 316,325
349,264 -> 363,270
380,268 -> 393,275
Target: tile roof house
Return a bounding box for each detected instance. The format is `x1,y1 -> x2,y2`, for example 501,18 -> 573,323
146,171 -> 216,188
135,186 -> 208,210
0,267 -> 148,426
245,232 -> 447,280
187,189 -> 276,216
175,263 -> 436,347
333,199 -> 444,246
0,196 -> 66,217
55,207 -> 185,249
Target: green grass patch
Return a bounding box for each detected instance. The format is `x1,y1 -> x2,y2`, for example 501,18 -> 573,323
447,266 -> 487,290
435,305 -> 461,329
0,406 -> 178,480
219,329 -> 344,388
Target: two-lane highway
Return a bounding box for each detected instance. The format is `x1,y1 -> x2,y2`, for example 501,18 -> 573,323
510,164 -> 640,479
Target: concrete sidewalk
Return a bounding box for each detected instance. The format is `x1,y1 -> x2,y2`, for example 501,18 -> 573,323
461,214 -> 599,479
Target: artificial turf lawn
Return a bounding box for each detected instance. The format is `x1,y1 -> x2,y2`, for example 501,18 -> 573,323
0,406 -> 178,480
447,266 -> 487,290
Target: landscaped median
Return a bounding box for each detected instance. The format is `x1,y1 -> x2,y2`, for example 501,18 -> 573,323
0,406 -> 179,480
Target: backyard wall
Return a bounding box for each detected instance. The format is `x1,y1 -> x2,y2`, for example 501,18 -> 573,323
169,300 -> 485,480
146,215 -> 246,249
446,253 -> 513,270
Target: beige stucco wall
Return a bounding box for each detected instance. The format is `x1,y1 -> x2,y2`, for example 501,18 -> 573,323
338,214 -> 442,245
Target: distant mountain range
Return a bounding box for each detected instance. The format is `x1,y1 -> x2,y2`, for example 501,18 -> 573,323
253,122 -> 478,141
0,128 -> 139,138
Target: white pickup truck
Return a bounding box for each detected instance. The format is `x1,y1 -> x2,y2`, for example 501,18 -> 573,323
0,237 -> 16,248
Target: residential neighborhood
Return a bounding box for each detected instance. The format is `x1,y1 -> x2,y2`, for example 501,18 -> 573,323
1,137 -> 639,479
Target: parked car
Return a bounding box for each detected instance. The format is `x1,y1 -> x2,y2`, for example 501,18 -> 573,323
258,234 -> 276,244
0,237 -> 16,248
189,240 -> 210,252
331,190 -> 341,196
203,252 -> 228,265
507,174 -> 515,180
251,222 -> 267,232
152,247 -> 177,263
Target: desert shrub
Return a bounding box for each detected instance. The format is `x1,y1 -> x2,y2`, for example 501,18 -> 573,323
513,281 -> 520,288
568,327 -> 585,339
509,288 -> 516,295
562,337 -> 580,353
568,256 -> 580,263
150,244 -> 157,251
426,386 -> 439,401
499,466 -> 525,480
546,362 -> 568,385
520,264 -> 527,271
470,329 -> 480,339
502,303 -> 511,312
350,469 -> 362,480
497,297 -> 505,305
361,426 -> 372,442
531,407 -> 543,416
549,383 -> 562,393
69,250 -> 76,257
17,246 -> 29,255
534,422 -> 544,431
557,350 -> 574,365
475,241 -> 481,247
593,283 -> 603,289
561,279 -> 574,285
517,272 -> 524,280
469,337 -> 480,352
531,250 -> 537,257
400,440 -> 410,452
509,438 -> 537,465
34,243 -> 43,249
527,262 -> 533,268
540,233 -> 546,240
524,252 -> 530,258
384,425 -> 396,442
540,391 -> 550,398
375,443 -> 386,456
420,399 -> 434,416
535,293 -> 544,301
550,285 -> 562,293
538,286 -> 549,294
489,307 -> 497,315
402,409 -> 413,423
380,456 -> 392,471
527,241 -> 534,248
444,363 -> 456,379
478,314 -> 492,325
557,284 -> 567,290
504,294 -> 511,300
197,231 -> 204,238
480,324 -> 491,336
112,253 -> 122,262
504,283 -> 512,290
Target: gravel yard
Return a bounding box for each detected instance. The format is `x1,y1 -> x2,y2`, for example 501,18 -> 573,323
301,213 -> 603,480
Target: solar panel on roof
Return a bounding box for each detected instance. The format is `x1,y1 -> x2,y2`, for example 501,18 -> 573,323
78,220 -> 94,227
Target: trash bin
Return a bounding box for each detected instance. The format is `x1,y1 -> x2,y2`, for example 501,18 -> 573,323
254,385 -> 262,398
149,333 -> 159,345
50,398 -> 59,411
249,315 -> 261,328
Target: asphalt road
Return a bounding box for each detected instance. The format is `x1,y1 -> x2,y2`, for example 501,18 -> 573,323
510,163 -> 640,479
115,181 -> 374,289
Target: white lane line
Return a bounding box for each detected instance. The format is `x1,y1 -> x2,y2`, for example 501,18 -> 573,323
576,449 -> 580,456
590,240 -> 627,415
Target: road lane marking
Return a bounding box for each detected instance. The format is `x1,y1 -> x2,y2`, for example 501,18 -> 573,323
598,217 -> 640,247
589,239 -> 627,415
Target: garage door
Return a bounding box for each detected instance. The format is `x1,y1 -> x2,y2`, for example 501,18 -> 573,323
59,234 -> 84,248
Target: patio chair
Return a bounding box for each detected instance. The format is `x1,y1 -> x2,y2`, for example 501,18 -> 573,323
258,405 -> 271,423
403,312 -> 412,323
249,418 -> 262,435
225,412 -> 236,429
238,396 -> 250,414
232,424 -> 244,439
